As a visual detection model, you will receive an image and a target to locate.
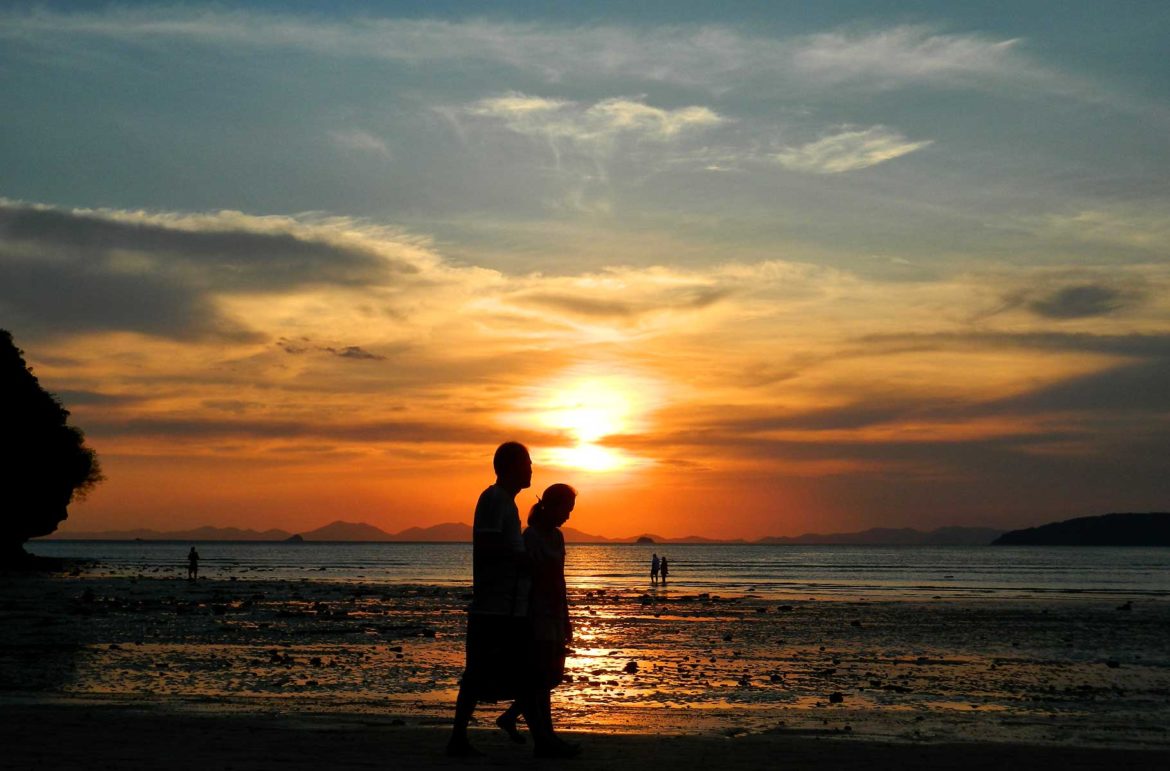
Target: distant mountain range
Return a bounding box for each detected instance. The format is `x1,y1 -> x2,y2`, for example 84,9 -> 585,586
46,513 -> 1170,547
45,520 -> 1004,545
993,512 -> 1170,546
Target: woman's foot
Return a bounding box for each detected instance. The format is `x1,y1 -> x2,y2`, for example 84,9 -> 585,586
496,714 -> 526,744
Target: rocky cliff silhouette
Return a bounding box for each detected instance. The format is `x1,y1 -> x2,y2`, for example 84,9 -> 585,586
1,329 -> 102,565
992,512 -> 1170,546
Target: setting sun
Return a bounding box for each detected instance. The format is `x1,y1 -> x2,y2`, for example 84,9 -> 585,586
545,443 -> 626,473
529,372 -> 658,473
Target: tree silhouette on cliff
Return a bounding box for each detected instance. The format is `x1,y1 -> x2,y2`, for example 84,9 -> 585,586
1,329 -> 102,562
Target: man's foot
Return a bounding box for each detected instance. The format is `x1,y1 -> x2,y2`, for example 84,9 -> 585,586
534,738 -> 581,758
496,714 -> 526,744
445,736 -> 485,757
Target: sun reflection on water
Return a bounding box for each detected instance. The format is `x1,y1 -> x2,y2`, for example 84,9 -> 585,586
41,570 -> 1170,743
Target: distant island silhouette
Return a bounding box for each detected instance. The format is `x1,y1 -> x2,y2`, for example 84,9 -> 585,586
993,512 -> 1170,546
43,520 -> 1004,545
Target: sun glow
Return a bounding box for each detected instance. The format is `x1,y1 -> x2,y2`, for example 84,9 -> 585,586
531,372 -> 658,473
545,442 -> 627,473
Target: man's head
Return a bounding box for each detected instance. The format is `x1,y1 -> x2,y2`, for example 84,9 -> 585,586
493,441 -> 532,491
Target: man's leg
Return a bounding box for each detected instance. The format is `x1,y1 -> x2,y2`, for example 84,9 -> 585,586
518,688 -> 550,745
527,687 -> 580,757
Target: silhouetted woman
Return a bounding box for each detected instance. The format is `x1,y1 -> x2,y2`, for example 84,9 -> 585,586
496,483 -> 580,757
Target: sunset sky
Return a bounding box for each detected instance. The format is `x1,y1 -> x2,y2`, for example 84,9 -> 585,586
3,1 -> 1168,539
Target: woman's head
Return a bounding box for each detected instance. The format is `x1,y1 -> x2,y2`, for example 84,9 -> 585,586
528,483 -> 577,528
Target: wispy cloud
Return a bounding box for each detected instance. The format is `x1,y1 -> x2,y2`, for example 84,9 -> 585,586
0,9 -> 1098,101
791,26 -> 1025,88
278,338 -> 387,361
467,94 -> 725,146
1029,206 -> 1170,251
456,94 -> 727,209
328,129 -> 391,159
773,126 -> 931,173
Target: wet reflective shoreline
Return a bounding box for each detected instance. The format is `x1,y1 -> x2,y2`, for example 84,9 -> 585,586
4,569 -> 1168,748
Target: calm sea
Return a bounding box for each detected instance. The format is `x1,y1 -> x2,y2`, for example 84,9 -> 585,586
27,540 -> 1170,600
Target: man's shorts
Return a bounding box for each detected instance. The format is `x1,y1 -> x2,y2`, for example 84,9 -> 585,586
461,613 -> 534,702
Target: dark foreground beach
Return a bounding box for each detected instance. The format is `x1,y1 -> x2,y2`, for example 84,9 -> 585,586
3,566 -> 1169,768
3,701 -> 1168,771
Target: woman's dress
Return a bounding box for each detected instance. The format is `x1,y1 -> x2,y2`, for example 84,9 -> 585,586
523,525 -> 570,690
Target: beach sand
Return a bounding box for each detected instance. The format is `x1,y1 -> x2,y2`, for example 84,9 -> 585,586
3,701 -> 1169,770
3,567 -> 1169,768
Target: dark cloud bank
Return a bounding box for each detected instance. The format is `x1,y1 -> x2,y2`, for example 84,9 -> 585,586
0,201 -> 408,340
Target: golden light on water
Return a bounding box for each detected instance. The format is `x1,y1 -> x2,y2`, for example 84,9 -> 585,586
529,371 -> 660,473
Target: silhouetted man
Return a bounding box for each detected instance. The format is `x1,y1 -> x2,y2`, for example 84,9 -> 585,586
448,442 -> 576,757
187,546 -> 199,581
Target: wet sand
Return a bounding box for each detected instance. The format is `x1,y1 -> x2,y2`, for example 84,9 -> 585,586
2,568 -> 1169,767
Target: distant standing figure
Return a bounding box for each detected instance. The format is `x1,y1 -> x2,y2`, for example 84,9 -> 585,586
650,553 -> 660,585
659,555 -> 668,584
187,547 -> 199,581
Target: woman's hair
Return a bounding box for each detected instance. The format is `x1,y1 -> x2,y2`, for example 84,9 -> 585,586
528,482 -> 577,528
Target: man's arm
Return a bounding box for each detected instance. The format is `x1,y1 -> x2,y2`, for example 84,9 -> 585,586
502,504 -> 524,554
473,488 -> 528,565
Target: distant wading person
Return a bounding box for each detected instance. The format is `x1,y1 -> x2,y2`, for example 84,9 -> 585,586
448,442 -> 578,758
495,484 -> 580,756
187,547 -> 199,581
660,555 -> 668,584
651,553 -> 660,584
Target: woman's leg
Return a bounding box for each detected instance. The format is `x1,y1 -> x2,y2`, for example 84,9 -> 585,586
496,700 -> 526,743
531,687 -> 580,757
